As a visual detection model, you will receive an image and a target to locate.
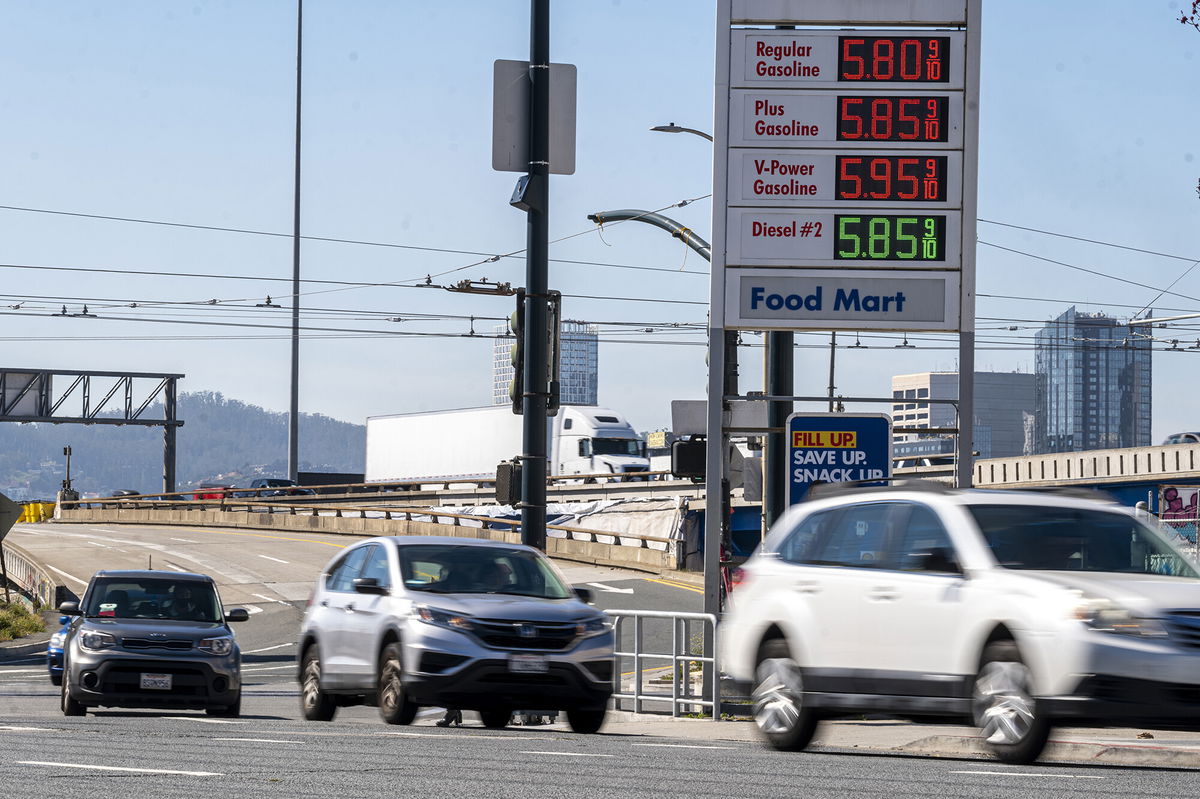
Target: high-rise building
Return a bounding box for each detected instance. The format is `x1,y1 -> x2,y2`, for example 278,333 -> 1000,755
891,371 -> 1035,459
492,321 -> 598,406
1034,306 -> 1151,453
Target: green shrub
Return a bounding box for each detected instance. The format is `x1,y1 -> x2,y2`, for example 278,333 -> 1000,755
0,602 -> 45,642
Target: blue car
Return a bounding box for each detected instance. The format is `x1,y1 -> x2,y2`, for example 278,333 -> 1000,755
46,615 -> 69,686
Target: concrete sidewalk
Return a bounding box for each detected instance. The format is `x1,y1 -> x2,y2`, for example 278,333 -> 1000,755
598,712 -> 1200,768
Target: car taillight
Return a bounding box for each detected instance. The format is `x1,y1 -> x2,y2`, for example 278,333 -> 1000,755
730,567 -> 746,591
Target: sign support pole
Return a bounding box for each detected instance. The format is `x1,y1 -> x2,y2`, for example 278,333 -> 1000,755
520,0 -> 550,551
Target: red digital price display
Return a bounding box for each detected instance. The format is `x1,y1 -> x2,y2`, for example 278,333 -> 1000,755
839,37 -> 950,82
837,96 -> 948,142
836,156 -> 947,202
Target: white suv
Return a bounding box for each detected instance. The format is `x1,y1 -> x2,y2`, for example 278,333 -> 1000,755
721,483 -> 1200,764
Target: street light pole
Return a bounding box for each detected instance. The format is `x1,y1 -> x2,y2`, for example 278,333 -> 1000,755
287,0 -> 303,483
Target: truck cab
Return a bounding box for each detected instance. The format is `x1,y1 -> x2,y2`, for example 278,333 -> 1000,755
553,406 -> 649,479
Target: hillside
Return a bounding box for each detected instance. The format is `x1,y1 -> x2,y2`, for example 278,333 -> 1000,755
0,391 -> 365,500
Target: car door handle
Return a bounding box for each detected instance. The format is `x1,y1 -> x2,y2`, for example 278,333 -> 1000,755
345,602 -> 356,612
869,587 -> 898,601
319,600 -> 329,607
792,580 -> 821,594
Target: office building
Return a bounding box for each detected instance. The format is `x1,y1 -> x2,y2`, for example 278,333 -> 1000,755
1034,306 -> 1151,453
891,371 -> 1036,459
493,321 -> 599,406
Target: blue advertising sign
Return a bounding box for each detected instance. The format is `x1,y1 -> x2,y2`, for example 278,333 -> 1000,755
786,413 -> 892,505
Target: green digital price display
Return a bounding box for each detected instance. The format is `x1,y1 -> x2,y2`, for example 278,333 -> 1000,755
834,214 -> 945,261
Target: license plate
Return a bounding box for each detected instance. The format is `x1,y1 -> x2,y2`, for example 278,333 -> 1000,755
508,654 -> 549,674
140,673 -> 172,690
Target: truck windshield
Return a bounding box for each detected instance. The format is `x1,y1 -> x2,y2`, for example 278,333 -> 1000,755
397,544 -> 574,599
967,504 -> 1200,578
591,438 -> 644,457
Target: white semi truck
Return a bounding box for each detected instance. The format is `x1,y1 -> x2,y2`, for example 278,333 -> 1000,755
364,405 -> 649,484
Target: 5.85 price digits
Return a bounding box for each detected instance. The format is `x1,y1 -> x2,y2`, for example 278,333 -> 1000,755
835,215 -> 945,261
837,156 -> 947,202
838,96 -> 948,142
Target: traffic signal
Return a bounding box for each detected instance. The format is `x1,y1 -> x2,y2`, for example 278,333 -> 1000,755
509,289 -> 526,414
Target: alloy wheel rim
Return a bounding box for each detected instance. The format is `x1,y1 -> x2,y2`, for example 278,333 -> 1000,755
302,657 -> 321,708
974,660 -> 1036,744
380,657 -> 401,711
752,657 -> 804,734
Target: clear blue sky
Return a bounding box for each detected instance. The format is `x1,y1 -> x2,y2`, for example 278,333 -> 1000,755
0,1 -> 1196,458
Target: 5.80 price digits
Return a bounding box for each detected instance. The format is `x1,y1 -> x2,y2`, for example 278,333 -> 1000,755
838,96 -> 948,142
837,156 -> 947,202
839,36 -> 950,82
835,215 -> 944,261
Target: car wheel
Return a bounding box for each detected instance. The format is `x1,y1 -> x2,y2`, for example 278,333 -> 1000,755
300,644 -> 337,722
480,710 -> 511,729
972,640 -> 1051,764
207,692 -> 242,718
377,642 -> 418,725
566,708 -> 606,734
60,668 -> 85,717
752,639 -> 818,751
50,673 -> 63,687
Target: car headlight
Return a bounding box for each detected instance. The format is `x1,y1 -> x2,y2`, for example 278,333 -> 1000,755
79,631 -> 116,651
49,631 -> 67,649
1071,594 -> 1169,638
198,636 -> 234,656
576,616 -> 610,637
415,605 -> 474,632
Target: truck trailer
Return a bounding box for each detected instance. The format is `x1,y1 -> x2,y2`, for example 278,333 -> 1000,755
364,405 -> 649,484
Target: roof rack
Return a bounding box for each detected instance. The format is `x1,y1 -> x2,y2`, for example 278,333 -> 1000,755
807,479 -> 954,500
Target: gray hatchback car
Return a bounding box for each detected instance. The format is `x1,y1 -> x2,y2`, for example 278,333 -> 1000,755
59,570 -> 249,717
298,536 -> 615,732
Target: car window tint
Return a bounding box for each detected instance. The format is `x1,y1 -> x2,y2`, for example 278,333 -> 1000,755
893,504 -> 959,572
326,546 -> 370,592
810,503 -> 893,568
359,544 -> 391,588
778,509 -> 837,564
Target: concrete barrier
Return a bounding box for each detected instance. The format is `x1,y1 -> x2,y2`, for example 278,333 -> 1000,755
54,508 -> 679,573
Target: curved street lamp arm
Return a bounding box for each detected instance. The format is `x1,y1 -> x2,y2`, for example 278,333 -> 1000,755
586,209 -> 711,262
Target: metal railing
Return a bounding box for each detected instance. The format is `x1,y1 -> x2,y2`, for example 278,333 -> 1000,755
1,540 -> 60,609
607,609 -> 720,720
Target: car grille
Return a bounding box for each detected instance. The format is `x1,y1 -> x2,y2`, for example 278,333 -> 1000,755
122,638 -> 194,652
472,619 -> 578,651
1165,611 -> 1200,650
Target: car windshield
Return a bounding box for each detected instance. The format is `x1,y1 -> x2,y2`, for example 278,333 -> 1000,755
83,578 -> 223,622
396,544 -> 574,599
967,504 -> 1200,578
591,437 -> 643,457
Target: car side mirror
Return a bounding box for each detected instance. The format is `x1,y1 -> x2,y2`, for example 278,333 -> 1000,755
59,601 -> 80,616
352,577 -> 389,595
574,587 -> 595,604
919,547 -> 962,574
224,608 -> 250,623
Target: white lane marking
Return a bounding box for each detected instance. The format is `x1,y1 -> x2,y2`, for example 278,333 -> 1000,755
245,642 -> 294,654
170,538 -> 199,543
163,562 -> 187,572
213,737 -> 302,744
47,565 -> 86,586
257,555 -> 289,564
0,669 -> 49,675
586,582 -> 634,594
19,760 -> 221,777
380,732 -> 555,740
950,770 -> 1104,780
87,541 -> 108,548
245,605 -> 264,615
241,665 -> 296,673
631,743 -> 741,750
252,593 -> 289,605
163,716 -> 247,725
520,751 -> 614,758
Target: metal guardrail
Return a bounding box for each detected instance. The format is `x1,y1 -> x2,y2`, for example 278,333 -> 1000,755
0,540 -> 60,609
607,609 -> 720,720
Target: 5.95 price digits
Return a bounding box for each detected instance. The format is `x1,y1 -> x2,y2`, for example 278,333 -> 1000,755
837,156 -> 947,201
839,36 -> 950,82
835,215 -> 945,261
838,96 -> 948,142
